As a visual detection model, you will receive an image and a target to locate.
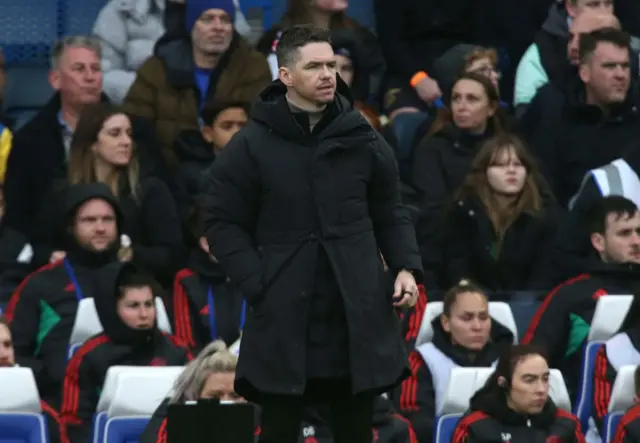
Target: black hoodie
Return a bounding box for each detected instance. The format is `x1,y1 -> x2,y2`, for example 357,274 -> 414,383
522,260 -> 640,397
392,317 -> 513,443
453,389 -> 583,443
4,183 -> 121,408
170,248 -> 246,351
60,262 -> 192,443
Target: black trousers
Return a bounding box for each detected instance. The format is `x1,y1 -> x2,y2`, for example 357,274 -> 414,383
258,378 -> 374,443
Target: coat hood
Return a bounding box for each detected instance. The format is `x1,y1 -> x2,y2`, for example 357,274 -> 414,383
64,183 -> 123,267
174,129 -> 216,163
541,2 -> 569,38
93,262 -> 158,345
430,315 -> 513,366
249,79 -> 373,145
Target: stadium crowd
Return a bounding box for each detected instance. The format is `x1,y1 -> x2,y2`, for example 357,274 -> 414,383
4,0 -> 640,442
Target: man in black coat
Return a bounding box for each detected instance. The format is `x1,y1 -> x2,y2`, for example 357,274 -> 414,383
204,25 -> 423,443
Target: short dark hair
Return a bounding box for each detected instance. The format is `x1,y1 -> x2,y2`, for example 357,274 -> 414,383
201,100 -> 250,127
117,267 -> 159,300
442,279 -> 487,317
579,27 -> 630,64
276,24 -> 332,68
586,196 -> 638,235
0,315 -> 8,329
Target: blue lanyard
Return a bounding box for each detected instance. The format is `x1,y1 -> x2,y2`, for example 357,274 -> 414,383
63,258 -> 83,302
207,286 -> 246,340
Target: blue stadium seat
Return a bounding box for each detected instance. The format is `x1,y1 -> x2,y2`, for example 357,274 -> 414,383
390,112 -> 429,178
103,369 -> 183,443
574,341 -> 604,431
242,0 -> 274,30
506,294 -> 540,340
433,368 -> 572,443
603,365 -> 636,443
416,302 -> 518,348
59,0 -> 109,36
0,0 -> 58,64
3,66 -> 53,130
0,367 -> 49,443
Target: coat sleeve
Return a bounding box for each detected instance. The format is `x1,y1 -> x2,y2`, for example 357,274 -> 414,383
399,285 -> 427,350
521,281 -> 580,367
613,405 -> 640,443
593,345 -> 617,433
451,412 -> 486,443
60,342 -> 102,443
391,351 -> 435,443
369,137 -> 422,277
5,272 -> 47,384
556,409 -> 586,443
2,130 -> 36,233
203,135 -> 264,302
133,178 -> 183,276
171,270 -> 204,351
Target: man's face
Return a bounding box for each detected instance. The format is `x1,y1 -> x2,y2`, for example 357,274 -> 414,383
591,211 -> 640,264
192,9 -> 233,57
567,0 -> 614,18
49,46 -> 102,106
0,324 -> 14,367
202,107 -> 247,150
73,198 -> 118,252
279,42 -> 337,107
567,13 -> 619,65
580,42 -> 630,105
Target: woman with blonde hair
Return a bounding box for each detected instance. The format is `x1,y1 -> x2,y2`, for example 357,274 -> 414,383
428,133 -> 561,291
139,340 -> 244,442
33,102 -> 182,282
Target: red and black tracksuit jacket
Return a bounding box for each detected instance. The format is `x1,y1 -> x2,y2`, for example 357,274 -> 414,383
139,397 -> 418,443
522,263 -> 640,396
60,332 -> 193,443
613,403 -> 640,443
170,268 -> 246,351
392,316 -> 513,442
398,284 -> 427,351
4,259 -> 103,408
451,407 -> 585,443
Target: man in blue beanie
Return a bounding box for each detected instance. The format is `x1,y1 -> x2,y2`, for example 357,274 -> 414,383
122,0 -> 270,156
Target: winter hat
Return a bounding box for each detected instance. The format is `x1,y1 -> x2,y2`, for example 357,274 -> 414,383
185,0 -> 236,32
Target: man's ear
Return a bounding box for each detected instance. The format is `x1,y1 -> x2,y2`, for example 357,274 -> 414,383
591,232 -> 606,254
279,66 -> 294,87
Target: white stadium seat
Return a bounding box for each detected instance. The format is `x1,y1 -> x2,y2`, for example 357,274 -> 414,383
416,302 -> 519,347
608,365 -> 636,414
588,295 -> 633,342
0,367 -> 47,443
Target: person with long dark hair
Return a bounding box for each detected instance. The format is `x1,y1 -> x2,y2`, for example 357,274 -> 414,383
393,280 -> 514,442
432,133 -> 561,291
452,344 -> 584,442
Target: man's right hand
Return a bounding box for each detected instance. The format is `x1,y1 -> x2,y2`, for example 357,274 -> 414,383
414,76 -> 442,104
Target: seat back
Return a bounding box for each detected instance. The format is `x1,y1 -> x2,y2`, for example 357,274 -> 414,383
0,0 -> 58,64
0,367 -> 47,443
574,341 -> 604,430
3,66 -> 53,129
60,0 -> 109,36
588,295 -> 633,341
416,302 -> 518,347
240,0 -> 273,29
108,370 -> 182,417
608,365 -> 636,414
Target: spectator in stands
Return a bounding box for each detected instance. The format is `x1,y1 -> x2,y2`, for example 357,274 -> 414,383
1,37 -> 164,270
555,141 -> 640,280
174,100 -> 249,206
392,280 -> 513,442
93,0 -> 167,104
374,0 -> 478,119
0,315 -> 14,367
431,134 -> 560,291
514,0 -> 614,110
611,365 -> 640,443
522,196 -> 640,398
410,73 -> 507,288
33,103 -> 182,281
451,344 -> 584,442
591,291 -> 640,440
3,183 -> 123,411
530,28 -> 640,207
171,203 -> 245,350
123,0 -> 270,160
60,263 -> 192,443
519,11 -> 621,140
257,0 -> 384,105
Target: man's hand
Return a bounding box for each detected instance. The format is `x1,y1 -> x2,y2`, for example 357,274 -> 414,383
414,76 -> 442,104
393,270 -> 418,308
